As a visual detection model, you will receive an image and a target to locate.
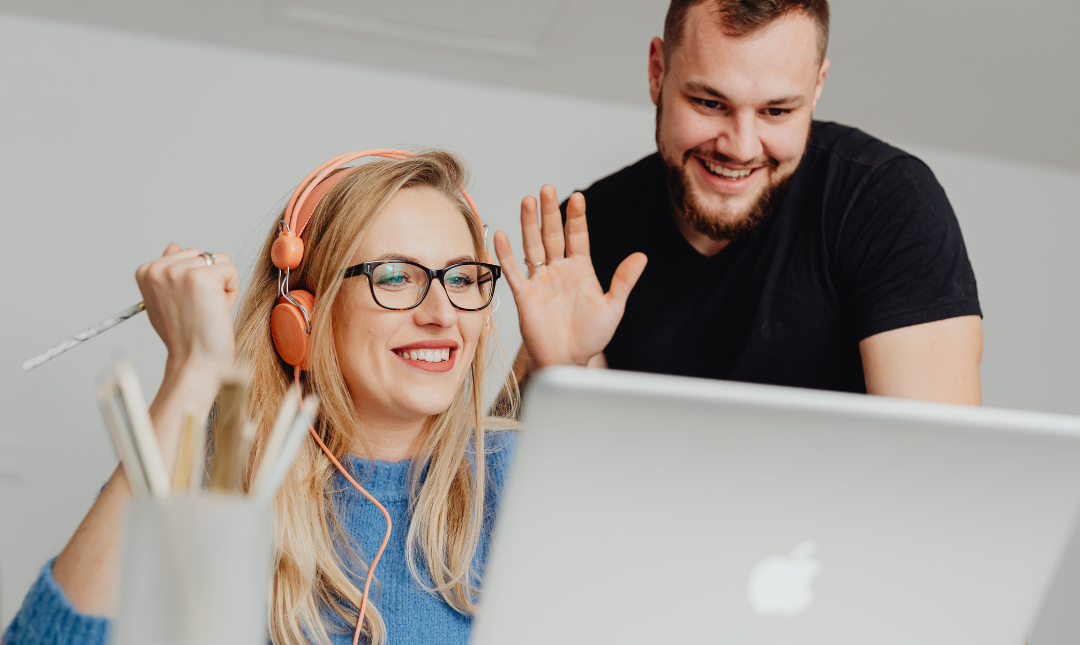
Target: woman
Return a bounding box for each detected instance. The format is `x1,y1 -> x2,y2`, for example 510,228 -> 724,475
3,150 -> 647,645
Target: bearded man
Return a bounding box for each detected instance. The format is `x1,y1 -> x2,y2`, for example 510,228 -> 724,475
513,0 -> 982,404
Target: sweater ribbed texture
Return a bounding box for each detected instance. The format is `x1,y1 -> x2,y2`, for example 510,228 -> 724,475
2,431 -> 516,645
2,559 -> 110,645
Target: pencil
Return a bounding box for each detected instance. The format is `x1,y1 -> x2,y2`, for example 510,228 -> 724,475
113,361 -> 170,498
256,394 -> 320,506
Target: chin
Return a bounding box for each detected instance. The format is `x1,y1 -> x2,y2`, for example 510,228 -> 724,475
401,396 -> 457,419
395,380 -> 461,416
688,188 -> 761,227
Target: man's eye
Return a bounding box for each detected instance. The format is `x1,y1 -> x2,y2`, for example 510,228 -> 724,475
699,99 -> 722,110
765,108 -> 789,117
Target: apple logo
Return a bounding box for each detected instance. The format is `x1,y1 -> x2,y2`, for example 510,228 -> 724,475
747,540 -> 823,617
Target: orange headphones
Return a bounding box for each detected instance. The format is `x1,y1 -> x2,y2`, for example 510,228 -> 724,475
268,149 -> 486,371
270,150 -> 488,645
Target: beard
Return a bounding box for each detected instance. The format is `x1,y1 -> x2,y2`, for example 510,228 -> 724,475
656,94 -> 804,244
664,158 -> 792,243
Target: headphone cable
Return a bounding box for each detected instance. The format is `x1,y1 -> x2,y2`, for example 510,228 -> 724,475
295,366 -> 391,645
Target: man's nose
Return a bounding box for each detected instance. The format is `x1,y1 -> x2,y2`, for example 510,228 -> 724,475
715,112 -> 763,165
415,279 -> 459,327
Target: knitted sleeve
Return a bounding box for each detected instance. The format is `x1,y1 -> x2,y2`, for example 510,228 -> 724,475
2,559 -> 111,645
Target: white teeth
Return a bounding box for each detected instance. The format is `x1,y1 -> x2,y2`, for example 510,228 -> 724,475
396,348 -> 453,363
704,159 -> 753,179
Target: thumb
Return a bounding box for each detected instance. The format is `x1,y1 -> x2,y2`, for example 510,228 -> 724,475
162,243 -> 183,257
221,265 -> 241,309
606,252 -> 647,307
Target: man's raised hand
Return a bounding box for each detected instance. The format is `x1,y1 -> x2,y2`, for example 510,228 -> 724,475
493,185 -> 647,369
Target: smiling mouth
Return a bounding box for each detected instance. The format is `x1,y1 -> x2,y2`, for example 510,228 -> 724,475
700,157 -> 758,180
393,348 -> 451,363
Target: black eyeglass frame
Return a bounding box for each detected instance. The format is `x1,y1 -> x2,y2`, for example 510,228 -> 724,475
343,260 -> 502,311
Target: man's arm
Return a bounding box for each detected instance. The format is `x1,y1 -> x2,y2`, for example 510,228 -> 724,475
860,315 -> 983,405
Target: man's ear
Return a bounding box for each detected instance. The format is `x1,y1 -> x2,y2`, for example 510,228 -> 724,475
811,58 -> 830,112
648,37 -> 666,106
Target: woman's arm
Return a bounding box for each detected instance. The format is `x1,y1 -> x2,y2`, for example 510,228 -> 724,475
51,244 -> 239,616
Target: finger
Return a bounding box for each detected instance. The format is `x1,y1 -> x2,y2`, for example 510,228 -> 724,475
162,243 -> 183,256
180,263 -> 241,308
519,196 -> 545,270
209,252 -> 233,266
158,253 -> 232,286
173,254 -> 223,270
210,263 -> 242,309
606,252 -> 648,307
564,192 -> 590,259
538,185 -> 566,263
493,230 -> 529,295
156,247 -> 205,266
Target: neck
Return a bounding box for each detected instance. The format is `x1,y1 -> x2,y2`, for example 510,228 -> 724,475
668,191 -> 730,257
349,411 -> 429,462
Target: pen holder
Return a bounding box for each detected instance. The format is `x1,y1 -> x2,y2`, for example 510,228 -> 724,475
114,495 -> 272,645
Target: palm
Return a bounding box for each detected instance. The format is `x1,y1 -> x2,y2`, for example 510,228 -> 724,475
494,186 -> 647,369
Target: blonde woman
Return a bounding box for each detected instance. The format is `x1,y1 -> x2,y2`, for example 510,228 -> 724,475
4,150 -> 647,645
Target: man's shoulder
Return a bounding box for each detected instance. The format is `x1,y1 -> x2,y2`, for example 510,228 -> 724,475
805,121 -> 945,212
578,152 -> 664,209
808,121 -> 923,173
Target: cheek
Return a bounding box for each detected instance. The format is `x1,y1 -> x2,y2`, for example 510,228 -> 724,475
333,302 -> 395,371
664,101 -> 715,151
458,315 -> 488,360
764,118 -> 812,166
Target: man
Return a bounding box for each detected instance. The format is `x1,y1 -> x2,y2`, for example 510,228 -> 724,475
508,0 -> 982,404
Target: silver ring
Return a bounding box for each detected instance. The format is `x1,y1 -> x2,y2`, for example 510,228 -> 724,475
201,252 -> 217,266
527,259 -> 545,268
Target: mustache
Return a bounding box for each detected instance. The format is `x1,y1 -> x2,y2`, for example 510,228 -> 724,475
682,148 -> 780,170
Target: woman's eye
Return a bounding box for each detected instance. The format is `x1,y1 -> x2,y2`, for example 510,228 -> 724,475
445,274 -> 476,291
375,271 -> 411,289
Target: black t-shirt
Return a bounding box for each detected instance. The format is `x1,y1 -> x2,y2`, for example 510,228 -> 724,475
576,121 -> 981,394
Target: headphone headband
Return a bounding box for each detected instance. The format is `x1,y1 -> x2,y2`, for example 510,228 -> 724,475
285,149 -> 484,240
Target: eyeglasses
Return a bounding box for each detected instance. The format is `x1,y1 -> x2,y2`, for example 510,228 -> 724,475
343,260 -> 501,311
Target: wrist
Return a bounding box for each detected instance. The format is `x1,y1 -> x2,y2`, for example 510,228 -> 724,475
164,349 -> 230,384
151,355 -> 228,474
157,355 -> 227,424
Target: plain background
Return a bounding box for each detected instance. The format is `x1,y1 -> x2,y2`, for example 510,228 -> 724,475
1,6 -> 1079,627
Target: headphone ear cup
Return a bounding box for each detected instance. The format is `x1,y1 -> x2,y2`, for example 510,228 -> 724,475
271,290 -> 316,370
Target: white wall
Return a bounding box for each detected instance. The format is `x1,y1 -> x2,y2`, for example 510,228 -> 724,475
1,11 -> 1079,628
0,13 -> 656,624
903,145 -> 1080,417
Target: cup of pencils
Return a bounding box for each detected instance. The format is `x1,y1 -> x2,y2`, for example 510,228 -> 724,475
98,361 -> 319,645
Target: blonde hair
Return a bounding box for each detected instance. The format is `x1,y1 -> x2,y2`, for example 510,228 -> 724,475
231,151 -> 518,645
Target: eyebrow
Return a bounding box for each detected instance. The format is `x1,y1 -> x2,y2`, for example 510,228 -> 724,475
376,253 -> 477,265
683,82 -> 805,107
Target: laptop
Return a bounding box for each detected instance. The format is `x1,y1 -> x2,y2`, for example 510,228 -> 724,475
472,367 -> 1080,645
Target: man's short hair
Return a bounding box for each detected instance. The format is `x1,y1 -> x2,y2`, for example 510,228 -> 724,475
663,0 -> 830,63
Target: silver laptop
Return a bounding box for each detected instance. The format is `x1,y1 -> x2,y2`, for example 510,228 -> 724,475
472,367 -> 1080,645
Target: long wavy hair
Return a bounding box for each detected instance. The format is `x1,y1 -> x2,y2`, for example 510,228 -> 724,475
230,151 -> 517,645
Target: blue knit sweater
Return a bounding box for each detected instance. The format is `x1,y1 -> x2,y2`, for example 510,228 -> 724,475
2,431 -> 517,645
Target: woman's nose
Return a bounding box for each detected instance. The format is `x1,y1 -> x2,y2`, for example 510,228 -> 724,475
414,280 -> 458,327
